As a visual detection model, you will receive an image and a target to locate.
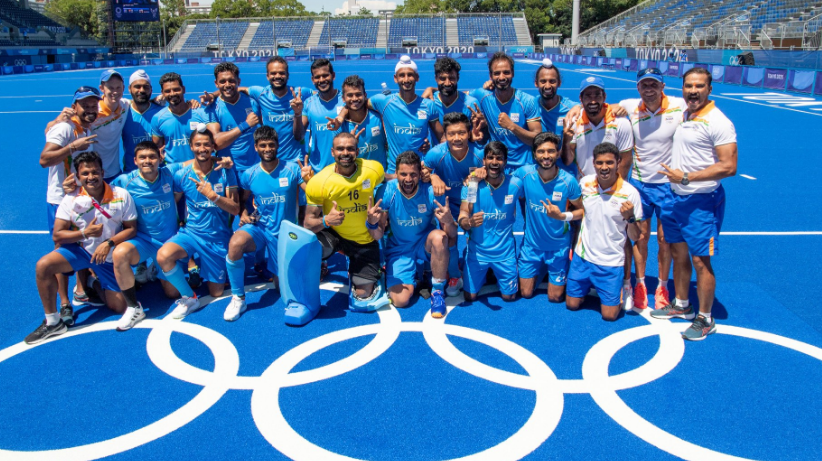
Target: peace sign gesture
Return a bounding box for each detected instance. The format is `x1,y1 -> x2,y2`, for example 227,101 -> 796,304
326,115 -> 343,131
367,196 -> 383,225
297,154 -> 314,182
188,176 -> 217,202
289,87 -> 303,117
468,103 -> 486,142
658,163 -> 685,184
349,124 -> 365,140
541,199 -> 564,220
433,198 -> 454,225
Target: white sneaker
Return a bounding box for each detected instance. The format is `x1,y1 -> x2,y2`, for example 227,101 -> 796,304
622,285 -> 634,311
445,277 -> 463,297
170,296 -> 201,319
116,303 -> 145,331
134,262 -> 149,284
224,296 -> 247,321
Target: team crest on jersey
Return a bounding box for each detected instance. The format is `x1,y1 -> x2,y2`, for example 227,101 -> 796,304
504,194 -> 514,204
552,191 -> 563,201
279,177 -> 289,187
417,110 -> 427,120
371,126 -> 381,136
510,113 -> 520,123
362,179 -> 372,190
163,183 -> 171,194
418,204 -> 427,213
214,183 -> 224,194
336,106 -> 343,115
189,122 -> 198,130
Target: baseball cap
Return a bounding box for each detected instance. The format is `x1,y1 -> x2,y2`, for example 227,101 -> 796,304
72,86 -> 102,103
100,68 -> 123,83
637,67 -> 664,83
579,76 -> 605,93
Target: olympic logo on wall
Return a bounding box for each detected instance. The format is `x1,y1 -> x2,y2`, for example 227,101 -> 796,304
1,281 -> 820,460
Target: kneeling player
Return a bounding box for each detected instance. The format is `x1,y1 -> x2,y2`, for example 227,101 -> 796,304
458,142 -> 523,302
223,126 -> 311,321
514,132 -> 582,301
26,152 -> 137,344
304,132 -> 386,310
156,128 -> 240,318
372,151 -> 457,317
566,143 -> 643,321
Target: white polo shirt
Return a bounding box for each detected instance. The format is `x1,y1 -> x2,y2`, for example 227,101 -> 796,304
620,94 -> 687,184
570,104 -> 634,178
90,98 -> 130,178
575,175 -> 643,267
671,101 -> 736,195
44,119 -> 93,205
55,184 -> 137,263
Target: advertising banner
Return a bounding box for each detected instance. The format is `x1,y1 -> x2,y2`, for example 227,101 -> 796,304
762,68 -> 787,90
787,70 -> 815,93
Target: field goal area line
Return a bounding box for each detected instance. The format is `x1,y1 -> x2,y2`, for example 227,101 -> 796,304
2,230 -> 821,236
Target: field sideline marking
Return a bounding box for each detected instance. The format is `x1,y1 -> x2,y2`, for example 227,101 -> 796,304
6,230 -> 821,235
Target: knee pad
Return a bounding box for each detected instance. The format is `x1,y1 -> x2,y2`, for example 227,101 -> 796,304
349,275 -> 390,313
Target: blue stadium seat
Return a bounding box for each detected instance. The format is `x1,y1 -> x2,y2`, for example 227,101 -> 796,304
249,20 -> 314,49
387,17 -> 445,47
319,19 -> 379,47
181,21 -> 249,51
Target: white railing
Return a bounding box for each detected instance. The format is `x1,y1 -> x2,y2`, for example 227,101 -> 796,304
803,12 -> 822,49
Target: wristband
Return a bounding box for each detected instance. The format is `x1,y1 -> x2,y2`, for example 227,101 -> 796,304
562,212 -> 573,222
81,228 -> 86,240
322,215 -> 329,228
237,121 -> 250,133
209,194 -> 219,203
365,220 -> 379,230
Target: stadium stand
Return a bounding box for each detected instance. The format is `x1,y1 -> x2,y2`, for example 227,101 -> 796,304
249,19 -> 314,49
180,21 -> 249,51
387,16 -> 445,47
0,0 -> 64,31
457,16 -> 518,46
319,18 -> 379,47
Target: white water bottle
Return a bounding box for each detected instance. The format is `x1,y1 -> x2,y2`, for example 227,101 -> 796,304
381,82 -> 391,95
466,174 -> 478,204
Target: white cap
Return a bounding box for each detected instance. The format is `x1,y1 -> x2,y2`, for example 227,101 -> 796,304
129,69 -> 151,86
542,58 -> 554,68
394,55 -> 418,74
195,122 -> 208,133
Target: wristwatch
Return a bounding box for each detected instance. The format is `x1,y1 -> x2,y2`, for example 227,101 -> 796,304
106,239 -> 115,248
627,216 -> 637,224
681,172 -> 690,186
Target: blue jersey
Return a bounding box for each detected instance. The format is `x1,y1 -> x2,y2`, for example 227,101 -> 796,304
248,85 -> 313,163
370,93 -> 438,174
513,164 -> 581,251
239,161 -> 303,239
122,102 -> 163,173
304,91 -> 344,172
173,164 -> 238,243
151,107 -> 208,164
468,88 -> 540,169
111,164 -> 184,242
423,141 -> 484,215
538,95 -> 577,177
433,91 -> 479,123
341,110 -> 387,168
377,179 -> 437,250
203,94 -> 260,173
460,174 -> 523,262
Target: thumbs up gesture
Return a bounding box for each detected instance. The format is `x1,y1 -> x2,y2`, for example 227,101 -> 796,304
325,200 -> 345,226
85,217 -> 104,238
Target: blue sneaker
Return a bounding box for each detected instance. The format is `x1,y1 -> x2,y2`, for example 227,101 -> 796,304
430,290 -> 446,318
682,315 -> 716,341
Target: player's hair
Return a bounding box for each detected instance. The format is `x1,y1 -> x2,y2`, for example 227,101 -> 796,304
159,72 -> 183,88
73,151 -> 103,172
535,63 -> 562,85
333,131 -> 357,146
442,112 -> 471,132
134,140 -> 160,157
342,75 -> 365,92
593,142 -> 620,160
682,66 -> 712,86
487,52 -> 515,76
395,150 -> 421,172
266,56 -> 289,72
532,132 -> 561,154
189,127 -> 216,145
434,57 -> 461,76
254,125 -> 279,145
214,62 -> 240,79
311,58 -> 334,75
484,141 -> 508,161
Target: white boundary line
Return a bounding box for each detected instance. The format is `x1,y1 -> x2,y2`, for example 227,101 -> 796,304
3,230 -> 822,235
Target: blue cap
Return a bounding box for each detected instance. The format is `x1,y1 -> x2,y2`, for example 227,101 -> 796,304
72,86 -> 101,103
637,67 -> 664,83
579,76 -> 605,93
100,68 -> 123,83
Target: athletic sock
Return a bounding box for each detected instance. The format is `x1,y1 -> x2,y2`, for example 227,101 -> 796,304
658,279 -> 668,288
45,312 -> 60,326
122,286 -> 139,308
623,278 -> 631,288
701,311 -> 712,320
637,277 -> 645,285
431,277 -> 446,293
226,256 -> 246,298
676,298 -> 690,308
163,264 -> 194,298
448,245 -> 460,279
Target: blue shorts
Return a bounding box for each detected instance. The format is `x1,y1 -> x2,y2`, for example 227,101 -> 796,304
237,224 -> 278,276
56,244 -> 120,292
168,229 -> 228,283
298,188 -> 307,207
386,239 -> 429,288
629,178 -> 674,221
126,234 -> 170,280
46,203 -> 60,235
662,186 -> 725,257
566,255 -> 623,306
518,243 -> 571,286
464,255 -> 519,296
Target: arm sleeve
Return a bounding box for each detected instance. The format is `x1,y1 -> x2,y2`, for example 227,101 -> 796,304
172,169 -> 185,193
712,116 -> 737,146
304,178 -> 323,207
224,168 -> 238,188
238,169 -> 250,190
150,114 -> 163,138
45,123 -> 71,147
568,176 -> 582,201
369,93 -> 389,114
120,189 -> 138,222
523,94 -> 540,121
55,195 -> 73,222
467,88 -> 487,101
247,86 -> 264,101
616,120 -> 635,153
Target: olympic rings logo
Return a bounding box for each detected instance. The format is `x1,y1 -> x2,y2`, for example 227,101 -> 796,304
2,281 -> 821,460
14,59 -> 27,66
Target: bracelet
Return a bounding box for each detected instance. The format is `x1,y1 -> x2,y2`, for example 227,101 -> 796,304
237,121 -> 250,133
365,220 -> 379,230
562,212 -> 573,222
80,228 -> 86,240
322,215 -> 329,228
209,194 -> 219,203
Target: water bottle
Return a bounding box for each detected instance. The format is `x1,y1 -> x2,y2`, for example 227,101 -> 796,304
466,174 -> 478,204
381,82 -> 391,95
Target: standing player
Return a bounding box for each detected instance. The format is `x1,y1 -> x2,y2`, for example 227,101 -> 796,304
651,67 -> 737,341
156,128 -> 240,318
533,58 -> 577,176
26,152 -> 137,344
468,52 -> 541,172
223,126 -> 311,321
515,132 -> 582,301
457,142 -> 523,302
122,70 -> 164,174
339,75 -> 387,167
294,58 -> 344,172
566,143 -> 643,321
424,112 -> 485,296
304,132 -> 386,308
372,151 -> 457,316
152,72 -> 205,164
92,69 -> 130,181
421,57 -> 482,129
618,68 -> 687,309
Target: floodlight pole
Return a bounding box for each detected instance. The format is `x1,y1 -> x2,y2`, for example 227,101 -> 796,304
216,16 -> 222,55
572,0 -> 580,45
272,17 -> 277,57
162,17 -> 167,58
